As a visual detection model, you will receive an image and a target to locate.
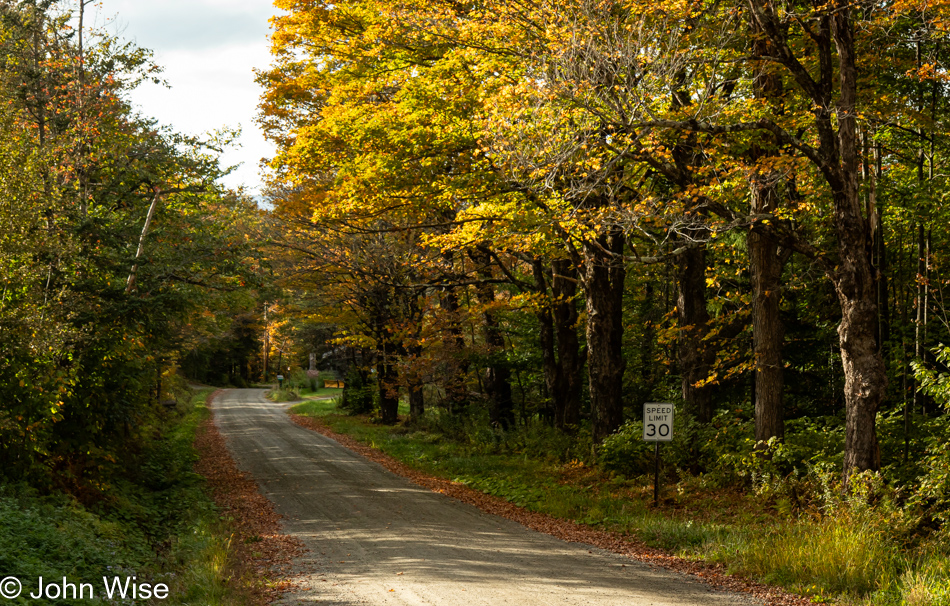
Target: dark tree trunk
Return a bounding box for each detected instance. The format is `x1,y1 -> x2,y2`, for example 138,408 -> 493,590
441,286 -> 469,414
676,244 -> 715,423
750,182 -> 785,443
471,247 -> 514,429
866,135 -> 889,359
749,19 -> 787,444
746,0 -> 888,485
408,384 -> 424,420
831,4 -> 886,480
552,259 -> 583,429
584,229 -> 626,443
532,260 -> 560,425
534,258 -> 584,431
913,223 -> 930,415
377,349 -> 399,425
408,343 -> 425,420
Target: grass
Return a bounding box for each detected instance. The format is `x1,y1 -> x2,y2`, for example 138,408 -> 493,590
299,386 -> 345,399
0,388 -> 250,606
268,385 -> 343,402
289,402 -> 950,605
156,388 -> 248,605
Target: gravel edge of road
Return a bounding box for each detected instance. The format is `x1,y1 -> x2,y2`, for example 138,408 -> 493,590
193,390 -> 307,605
288,412 -> 817,606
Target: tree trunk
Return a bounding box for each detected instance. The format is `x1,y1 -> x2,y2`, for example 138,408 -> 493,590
126,191 -> 162,294
676,244 -> 715,423
377,340 -> 399,425
534,258 -> 584,431
408,344 -> 425,420
532,259 -> 560,425
832,4 -> 886,481
408,384 -> 424,420
552,258 -> 583,429
749,18 -> 787,444
749,0 -> 887,483
914,222 -> 926,414
749,182 -> 785,443
440,286 -> 469,414
584,229 -> 626,442
471,247 -> 514,429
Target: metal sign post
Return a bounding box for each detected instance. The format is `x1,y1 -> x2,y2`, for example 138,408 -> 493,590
643,403 -> 674,506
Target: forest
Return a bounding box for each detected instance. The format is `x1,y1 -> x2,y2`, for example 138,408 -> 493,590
5,0 -> 950,604
256,0 -> 950,488
252,0 -> 950,601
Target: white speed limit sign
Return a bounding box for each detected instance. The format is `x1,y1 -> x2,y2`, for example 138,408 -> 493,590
643,403 -> 674,442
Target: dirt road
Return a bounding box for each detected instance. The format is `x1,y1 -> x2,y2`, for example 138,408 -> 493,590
212,389 -> 760,606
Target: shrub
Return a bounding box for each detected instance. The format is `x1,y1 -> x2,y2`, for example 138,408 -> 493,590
340,368 -> 374,414
599,421 -> 655,477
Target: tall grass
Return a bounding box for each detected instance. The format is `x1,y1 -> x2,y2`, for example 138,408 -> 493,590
711,513 -> 900,598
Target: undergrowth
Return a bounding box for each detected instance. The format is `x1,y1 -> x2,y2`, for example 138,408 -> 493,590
0,388 -> 247,605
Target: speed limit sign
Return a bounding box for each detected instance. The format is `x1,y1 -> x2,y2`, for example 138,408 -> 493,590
643,403 -> 674,442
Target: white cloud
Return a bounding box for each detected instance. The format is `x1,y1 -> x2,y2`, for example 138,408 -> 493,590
95,0 -> 281,194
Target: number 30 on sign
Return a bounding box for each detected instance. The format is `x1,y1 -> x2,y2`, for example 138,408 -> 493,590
643,403 -> 674,442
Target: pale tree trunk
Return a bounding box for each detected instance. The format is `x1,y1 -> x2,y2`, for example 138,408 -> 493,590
584,229 -> 626,442
126,191 -> 161,294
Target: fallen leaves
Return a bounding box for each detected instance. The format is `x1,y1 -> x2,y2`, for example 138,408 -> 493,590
194,391 -> 306,605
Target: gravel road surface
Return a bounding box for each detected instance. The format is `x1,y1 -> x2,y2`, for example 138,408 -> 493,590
212,388 -> 760,606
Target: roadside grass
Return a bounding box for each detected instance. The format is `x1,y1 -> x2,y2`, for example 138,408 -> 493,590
289,403 -> 950,605
266,387 -> 301,402
156,388 -> 248,605
0,388 -> 250,606
298,387 -> 344,399
268,386 -> 342,402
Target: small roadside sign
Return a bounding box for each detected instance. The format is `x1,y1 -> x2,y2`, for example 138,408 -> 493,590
643,402 -> 674,442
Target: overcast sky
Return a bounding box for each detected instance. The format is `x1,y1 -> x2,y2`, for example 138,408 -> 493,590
96,0 -> 281,195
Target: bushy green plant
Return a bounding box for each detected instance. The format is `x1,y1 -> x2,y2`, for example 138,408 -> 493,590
340,367 -> 374,414
910,349 -> 950,526
599,420 -> 654,477
782,416 -> 844,471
